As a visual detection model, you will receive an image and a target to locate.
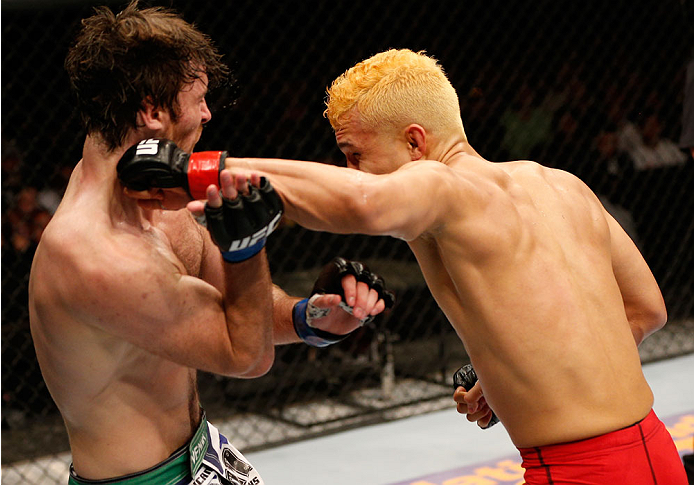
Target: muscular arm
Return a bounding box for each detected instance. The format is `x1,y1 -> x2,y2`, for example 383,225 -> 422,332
605,209 -> 667,344
226,158 -> 455,241
78,223 -> 275,378
197,207 -> 390,348
200,236 -> 300,345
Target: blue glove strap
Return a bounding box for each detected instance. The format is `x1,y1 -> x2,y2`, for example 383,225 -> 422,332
292,298 -> 350,348
221,238 -> 266,263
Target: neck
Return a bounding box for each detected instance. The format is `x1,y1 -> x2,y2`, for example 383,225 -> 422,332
434,137 -> 484,166
80,133 -> 151,225
81,134 -> 129,178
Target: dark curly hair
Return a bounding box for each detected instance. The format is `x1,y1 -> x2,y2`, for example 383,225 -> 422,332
65,1 -> 229,151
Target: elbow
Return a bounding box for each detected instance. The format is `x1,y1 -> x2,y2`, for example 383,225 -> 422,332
630,300 -> 667,342
650,302 -> 667,333
343,177 -> 389,235
354,205 -> 382,235
647,291 -> 668,333
221,343 -> 275,379
347,193 -> 391,236
242,346 -> 275,378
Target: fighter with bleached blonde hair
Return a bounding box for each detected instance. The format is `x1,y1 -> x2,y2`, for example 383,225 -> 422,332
119,48 -> 687,484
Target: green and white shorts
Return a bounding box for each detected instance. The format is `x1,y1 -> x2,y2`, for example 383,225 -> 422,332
68,415 -> 263,485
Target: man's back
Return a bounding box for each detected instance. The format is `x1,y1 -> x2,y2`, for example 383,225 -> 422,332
28,159 -> 202,478
411,157 -> 659,447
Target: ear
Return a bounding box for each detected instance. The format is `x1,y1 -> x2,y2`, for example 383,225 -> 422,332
137,97 -> 168,132
404,124 -> 427,160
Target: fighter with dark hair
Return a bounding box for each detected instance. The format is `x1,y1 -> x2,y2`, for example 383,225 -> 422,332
29,3 -> 392,483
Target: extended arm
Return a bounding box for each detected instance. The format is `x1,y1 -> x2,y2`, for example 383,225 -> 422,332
225,157 -> 453,241
195,179 -> 394,347
605,209 -> 667,345
116,139 -> 454,241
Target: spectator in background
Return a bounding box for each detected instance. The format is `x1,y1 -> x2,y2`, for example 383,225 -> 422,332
1,141 -> 71,253
459,63 -> 505,156
624,108 -> 688,171
599,80 -> 642,155
540,53 -> 591,119
587,123 -> 635,202
538,59 -> 575,115
37,163 -> 74,215
499,81 -> 552,160
1,138 -> 24,208
5,187 -> 51,257
584,122 -> 640,248
531,107 -> 585,171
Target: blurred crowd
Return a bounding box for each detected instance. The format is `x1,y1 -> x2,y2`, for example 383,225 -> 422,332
2,139 -> 72,279
460,56 -> 691,249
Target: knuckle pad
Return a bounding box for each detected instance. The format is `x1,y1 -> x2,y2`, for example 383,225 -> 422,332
333,257 -> 350,274
361,272 -> 379,288
349,261 -> 366,277
383,289 -> 395,308
452,364 -> 477,391
311,258 -> 349,297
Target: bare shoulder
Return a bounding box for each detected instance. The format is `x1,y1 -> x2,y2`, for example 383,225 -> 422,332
32,210 -> 98,282
31,211 -> 132,309
32,206 -> 194,314
501,159 -> 564,181
503,160 -> 597,198
501,161 -> 609,235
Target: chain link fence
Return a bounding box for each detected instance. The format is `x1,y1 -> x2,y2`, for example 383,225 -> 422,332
2,0 -> 693,482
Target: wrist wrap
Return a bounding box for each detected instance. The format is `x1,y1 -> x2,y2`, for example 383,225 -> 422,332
292,298 -> 351,348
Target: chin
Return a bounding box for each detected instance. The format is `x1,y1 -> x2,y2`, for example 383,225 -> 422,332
177,140 -> 196,154
188,134 -> 203,152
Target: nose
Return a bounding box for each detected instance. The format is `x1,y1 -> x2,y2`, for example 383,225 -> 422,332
201,99 -> 212,124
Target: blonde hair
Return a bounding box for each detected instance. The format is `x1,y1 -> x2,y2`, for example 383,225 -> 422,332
324,49 -> 466,141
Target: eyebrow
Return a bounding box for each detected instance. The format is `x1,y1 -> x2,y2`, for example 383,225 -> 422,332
337,141 -> 355,151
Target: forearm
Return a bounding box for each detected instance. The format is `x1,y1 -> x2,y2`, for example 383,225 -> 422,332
219,251 -> 275,377
621,284 -> 667,346
271,285 -> 303,345
226,157 -> 375,235
607,210 -> 667,346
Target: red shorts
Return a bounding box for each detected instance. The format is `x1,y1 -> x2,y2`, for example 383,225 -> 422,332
518,409 -> 687,485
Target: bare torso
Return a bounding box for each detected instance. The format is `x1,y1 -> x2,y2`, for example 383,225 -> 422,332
216,150 -> 659,448
29,159 -> 205,478
409,158 -> 653,447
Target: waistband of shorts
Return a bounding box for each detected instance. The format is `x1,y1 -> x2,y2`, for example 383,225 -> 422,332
68,412 -> 208,485
518,409 -> 659,461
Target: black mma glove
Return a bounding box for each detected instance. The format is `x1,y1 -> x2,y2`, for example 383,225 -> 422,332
293,257 -> 395,347
204,177 -> 283,262
117,138 -> 226,200
453,364 -> 500,429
